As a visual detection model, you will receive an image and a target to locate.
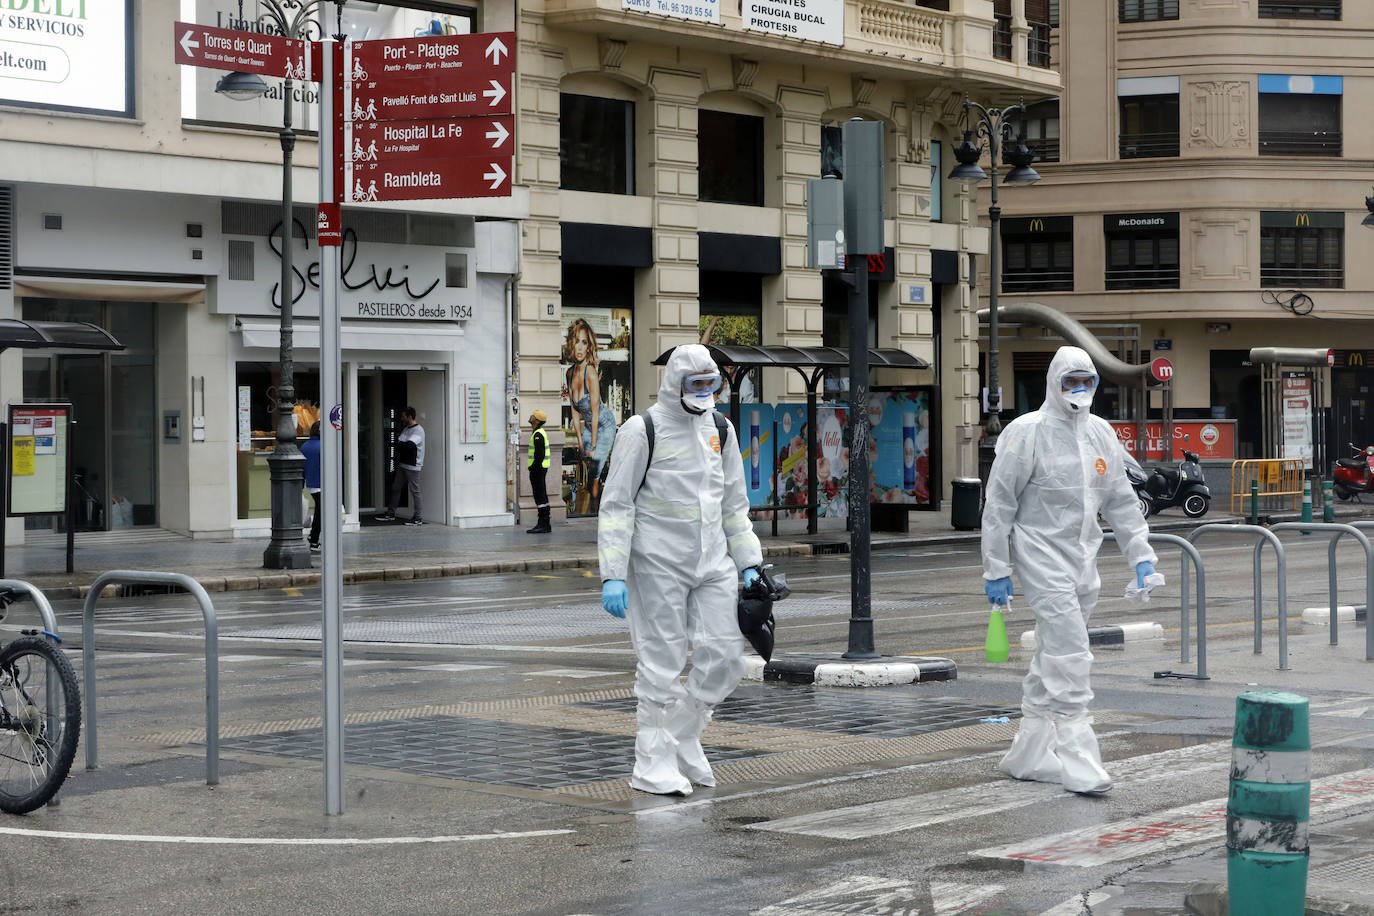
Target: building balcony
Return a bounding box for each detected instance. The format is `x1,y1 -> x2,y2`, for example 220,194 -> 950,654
540,0 -> 1060,96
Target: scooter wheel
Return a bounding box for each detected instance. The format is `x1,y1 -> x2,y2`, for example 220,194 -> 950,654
1138,494 -> 1153,518
1183,494 -> 1209,518
1334,483 -> 1354,501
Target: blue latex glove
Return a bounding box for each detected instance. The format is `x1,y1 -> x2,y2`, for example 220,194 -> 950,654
742,568 -> 761,589
984,577 -> 1014,606
601,580 -> 628,618
1136,561 -> 1157,588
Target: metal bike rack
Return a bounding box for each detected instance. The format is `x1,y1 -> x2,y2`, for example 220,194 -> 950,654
1187,524 -> 1289,670
1104,533 -> 1209,680
82,571 -> 219,786
0,578 -> 66,807
1269,521 -> 1374,663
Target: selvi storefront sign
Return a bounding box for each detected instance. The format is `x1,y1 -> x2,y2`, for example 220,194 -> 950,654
226,228 -> 475,322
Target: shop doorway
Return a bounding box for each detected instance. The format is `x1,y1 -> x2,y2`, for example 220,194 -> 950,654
1332,369 -> 1374,464
20,300 -> 157,531
357,368 -> 446,522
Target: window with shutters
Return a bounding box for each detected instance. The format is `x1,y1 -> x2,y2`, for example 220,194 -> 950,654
1025,100 -> 1060,162
1002,217 -> 1073,293
1104,213 -> 1179,290
1258,1 -> 1339,19
1026,0 -> 1052,67
1119,95 -> 1179,158
1119,0 -> 1179,21
1261,212 -> 1343,288
1258,80 -> 1341,157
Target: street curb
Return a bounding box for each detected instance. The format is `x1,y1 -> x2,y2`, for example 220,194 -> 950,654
741,652 -> 957,687
1301,605 -> 1367,626
1020,622 -> 1164,650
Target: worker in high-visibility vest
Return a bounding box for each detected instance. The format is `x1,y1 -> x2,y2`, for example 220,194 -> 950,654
527,409 -> 552,533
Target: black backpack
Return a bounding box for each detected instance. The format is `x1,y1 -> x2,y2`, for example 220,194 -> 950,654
637,410 -> 731,494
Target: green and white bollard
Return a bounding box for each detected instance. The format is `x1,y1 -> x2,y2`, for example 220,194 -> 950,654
1323,478 -> 1335,524
1227,690 -> 1310,915
1301,478 -> 1312,534
1250,479 -> 1261,526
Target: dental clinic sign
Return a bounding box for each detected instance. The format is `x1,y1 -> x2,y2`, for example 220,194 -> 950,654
744,0 -> 842,44
0,0 -> 131,116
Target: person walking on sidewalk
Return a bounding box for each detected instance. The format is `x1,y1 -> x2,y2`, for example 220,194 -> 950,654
981,345 -> 1160,796
526,409 -> 552,534
597,344 -> 763,797
302,421 -> 322,551
376,407 -> 425,525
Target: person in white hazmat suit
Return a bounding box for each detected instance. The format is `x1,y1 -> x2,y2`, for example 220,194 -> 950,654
598,344 -> 763,796
981,345 -> 1161,795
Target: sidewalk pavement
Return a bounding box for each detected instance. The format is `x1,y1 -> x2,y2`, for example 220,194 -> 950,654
3,501 -> 1370,599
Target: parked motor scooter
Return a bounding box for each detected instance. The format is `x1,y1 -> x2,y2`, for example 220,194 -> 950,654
1332,443 -> 1374,501
1127,449 -> 1210,518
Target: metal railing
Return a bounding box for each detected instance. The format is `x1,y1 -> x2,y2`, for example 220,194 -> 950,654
1187,524 -> 1290,669
1105,533 -> 1208,679
1258,0 -> 1340,19
83,571 -> 220,785
1119,131 -> 1180,159
1258,130 -> 1342,157
1001,267 -> 1074,294
1230,459 -> 1306,514
1268,523 -> 1373,662
1104,264 -> 1180,290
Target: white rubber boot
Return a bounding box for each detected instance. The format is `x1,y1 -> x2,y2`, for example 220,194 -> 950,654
998,711 -> 1063,784
1055,714 -> 1112,795
666,698 -> 716,787
629,703 -> 693,796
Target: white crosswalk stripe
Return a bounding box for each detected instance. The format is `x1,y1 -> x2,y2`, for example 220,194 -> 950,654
749,741 -> 1232,840
750,875 -> 1001,916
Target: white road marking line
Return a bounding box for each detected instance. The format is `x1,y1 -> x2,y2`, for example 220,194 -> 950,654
409,663 -> 500,672
0,826 -> 573,846
749,741 -> 1231,839
973,767 -> 1374,867
1038,891 -> 1114,915
525,668 -> 622,678
751,875 -> 1001,916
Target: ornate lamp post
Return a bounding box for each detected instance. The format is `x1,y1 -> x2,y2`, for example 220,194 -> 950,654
947,98 -> 1042,480
215,0 -> 325,569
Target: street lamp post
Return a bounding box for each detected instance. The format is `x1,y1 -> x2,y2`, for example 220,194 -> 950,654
947,99 -> 1042,481
216,0 -> 324,570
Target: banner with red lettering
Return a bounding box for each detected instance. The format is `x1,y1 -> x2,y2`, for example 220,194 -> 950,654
1110,420 -> 1235,461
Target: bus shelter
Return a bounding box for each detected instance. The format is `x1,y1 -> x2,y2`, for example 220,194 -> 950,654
654,344 -> 930,534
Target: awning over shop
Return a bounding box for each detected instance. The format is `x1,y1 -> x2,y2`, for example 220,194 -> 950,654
14,275 -> 205,303
236,319 -> 465,353
0,319 -> 124,353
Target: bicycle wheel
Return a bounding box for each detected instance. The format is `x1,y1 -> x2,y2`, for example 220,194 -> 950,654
0,636 -> 81,814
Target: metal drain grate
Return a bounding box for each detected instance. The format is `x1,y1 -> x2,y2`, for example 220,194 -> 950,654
579,689 -> 1019,738
216,715 -> 765,789
225,598 -> 953,645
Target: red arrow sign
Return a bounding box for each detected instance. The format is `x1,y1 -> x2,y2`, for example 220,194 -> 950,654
347,116 -> 513,163
173,22 -> 310,80
345,157 -> 512,202
347,72 -> 511,120
349,31 -> 514,82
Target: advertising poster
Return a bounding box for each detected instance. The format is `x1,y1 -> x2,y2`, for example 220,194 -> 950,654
870,390 -> 933,506
1281,372 -> 1314,469
740,403 -> 774,508
8,404 -> 68,515
772,404 -> 811,518
0,0 -> 130,116
699,312 -> 760,403
1110,421 -> 1236,461
560,307 -> 631,516
816,405 -> 850,518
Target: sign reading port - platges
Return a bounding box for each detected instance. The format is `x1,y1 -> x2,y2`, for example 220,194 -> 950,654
743,0 -> 843,45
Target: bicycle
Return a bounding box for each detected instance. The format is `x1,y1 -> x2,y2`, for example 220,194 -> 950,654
0,589 -> 80,814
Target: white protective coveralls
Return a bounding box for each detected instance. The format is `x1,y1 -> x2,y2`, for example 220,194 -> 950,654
981,346 -> 1157,793
598,344 -> 763,795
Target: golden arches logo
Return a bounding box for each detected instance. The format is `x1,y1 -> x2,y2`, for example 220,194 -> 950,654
1029,218 -> 1045,232
1351,351 -> 1365,368
1296,213 -> 1311,228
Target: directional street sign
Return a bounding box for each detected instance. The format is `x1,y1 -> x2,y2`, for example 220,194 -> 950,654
173,22 -> 309,80
348,31 -> 514,81
347,72 -> 511,121
347,115 -> 512,163
345,157 -> 511,202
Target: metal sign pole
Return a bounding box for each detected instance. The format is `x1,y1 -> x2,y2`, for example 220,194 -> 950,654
319,37 -> 345,817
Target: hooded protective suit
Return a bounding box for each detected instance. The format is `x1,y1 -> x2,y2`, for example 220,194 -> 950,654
598,344 -> 762,795
981,345 -> 1157,794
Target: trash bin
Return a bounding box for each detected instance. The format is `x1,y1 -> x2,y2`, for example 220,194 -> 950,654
951,477 -> 982,531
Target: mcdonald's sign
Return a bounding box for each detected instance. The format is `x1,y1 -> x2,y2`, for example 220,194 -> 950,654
1296,212 -> 1311,227
1352,351 -> 1364,367
1335,350 -> 1371,368
1029,218 -> 1045,232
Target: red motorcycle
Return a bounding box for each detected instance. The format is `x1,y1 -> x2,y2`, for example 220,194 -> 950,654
1333,443 -> 1374,501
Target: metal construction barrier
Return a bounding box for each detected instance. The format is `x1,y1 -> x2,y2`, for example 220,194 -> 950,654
1229,459 -> 1305,515
0,578 -> 66,807
1187,524 -> 1290,670
82,571 -> 219,785
1269,522 -> 1374,664
1105,532 -> 1209,679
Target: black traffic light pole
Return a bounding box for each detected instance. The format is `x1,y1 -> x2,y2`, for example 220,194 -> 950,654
843,255 -> 876,659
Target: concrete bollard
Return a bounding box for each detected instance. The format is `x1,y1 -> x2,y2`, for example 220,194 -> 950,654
1250,479 -> 1260,525
1227,690 -> 1310,915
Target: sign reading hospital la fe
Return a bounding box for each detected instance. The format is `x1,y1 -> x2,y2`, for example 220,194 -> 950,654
0,0 -> 130,116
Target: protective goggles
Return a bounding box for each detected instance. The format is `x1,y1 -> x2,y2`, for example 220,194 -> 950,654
1060,372 -> 1099,392
683,372 -> 723,394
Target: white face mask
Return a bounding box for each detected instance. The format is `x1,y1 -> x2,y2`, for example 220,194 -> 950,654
1064,389 -> 1094,411
681,390 -> 715,414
